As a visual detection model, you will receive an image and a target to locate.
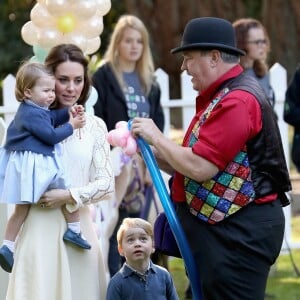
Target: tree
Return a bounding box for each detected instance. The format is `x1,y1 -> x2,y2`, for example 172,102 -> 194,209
0,1 -> 35,79
121,0 -> 300,96
262,0 -> 300,79
2,0 -> 300,97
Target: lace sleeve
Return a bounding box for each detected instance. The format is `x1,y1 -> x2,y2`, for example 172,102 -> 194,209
67,116 -> 114,212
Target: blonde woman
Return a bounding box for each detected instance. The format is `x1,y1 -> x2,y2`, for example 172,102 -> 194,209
92,14 -> 164,277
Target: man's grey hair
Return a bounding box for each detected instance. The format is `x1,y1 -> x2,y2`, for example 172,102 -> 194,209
220,51 -> 240,63
199,49 -> 240,63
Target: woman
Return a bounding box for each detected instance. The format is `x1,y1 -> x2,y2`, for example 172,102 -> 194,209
92,14 -> 164,277
284,65 -> 300,172
233,18 -> 275,109
5,44 -> 114,300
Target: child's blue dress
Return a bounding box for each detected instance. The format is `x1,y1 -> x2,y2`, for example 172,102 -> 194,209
0,144 -> 68,204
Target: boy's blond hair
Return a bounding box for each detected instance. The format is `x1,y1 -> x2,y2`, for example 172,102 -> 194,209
117,218 -> 153,248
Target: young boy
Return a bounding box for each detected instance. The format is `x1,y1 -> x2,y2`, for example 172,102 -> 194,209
106,217 -> 179,300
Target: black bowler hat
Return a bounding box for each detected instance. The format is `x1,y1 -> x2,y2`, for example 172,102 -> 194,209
171,17 -> 245,56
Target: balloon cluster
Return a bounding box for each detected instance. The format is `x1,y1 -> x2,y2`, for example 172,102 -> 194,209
107,121 -> 137,156
21,0 -> 111,61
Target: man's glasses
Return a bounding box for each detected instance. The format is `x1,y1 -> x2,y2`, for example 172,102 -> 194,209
247,39 -> 267,46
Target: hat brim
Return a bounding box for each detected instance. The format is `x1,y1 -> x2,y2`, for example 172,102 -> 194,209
171,43 -> 245,56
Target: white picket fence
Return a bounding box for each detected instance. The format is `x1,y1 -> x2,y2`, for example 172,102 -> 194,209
0,64 -> 298,286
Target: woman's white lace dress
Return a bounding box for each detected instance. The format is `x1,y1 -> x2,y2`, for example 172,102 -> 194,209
6,115 -> 114,300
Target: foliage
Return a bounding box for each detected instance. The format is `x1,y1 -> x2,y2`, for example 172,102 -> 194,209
244,0 -> 263,18
0,1 -> 35,80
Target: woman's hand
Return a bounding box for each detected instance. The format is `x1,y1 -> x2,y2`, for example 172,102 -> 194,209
38,189 -> 74,209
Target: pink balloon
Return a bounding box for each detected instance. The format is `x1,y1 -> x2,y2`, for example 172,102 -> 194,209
107,121 -> 137,156
115,121 -> 128,129
106,131 -> 115,145
124,136 -> 137,156
107,128 -> 128,148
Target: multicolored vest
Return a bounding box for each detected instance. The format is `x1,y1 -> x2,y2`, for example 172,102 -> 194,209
184,87 -> 256,224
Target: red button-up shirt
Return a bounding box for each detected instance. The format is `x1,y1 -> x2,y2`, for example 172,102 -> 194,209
172,65 -> 277,204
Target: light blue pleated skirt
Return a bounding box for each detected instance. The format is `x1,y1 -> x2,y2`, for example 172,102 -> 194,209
0,146 -> 69,204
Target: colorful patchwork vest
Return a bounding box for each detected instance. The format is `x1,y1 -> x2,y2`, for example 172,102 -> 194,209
184,87 -> 256,224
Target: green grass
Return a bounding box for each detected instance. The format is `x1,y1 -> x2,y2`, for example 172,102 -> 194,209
291,214 -> 300,240
169,252 -> 300,300
266,250 -> 300,300
169,215 -> 300,300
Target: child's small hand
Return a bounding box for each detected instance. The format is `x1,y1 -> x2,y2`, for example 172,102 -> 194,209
69,111 -> 85,129
70,104 -> 84,117
75,104 -> 84,116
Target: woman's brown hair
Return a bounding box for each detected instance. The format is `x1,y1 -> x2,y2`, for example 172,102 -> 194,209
45,44 -> 91,106
233,18 -> 270,77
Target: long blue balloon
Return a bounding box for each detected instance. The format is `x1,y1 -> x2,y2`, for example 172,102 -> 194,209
129,122 -> 203,300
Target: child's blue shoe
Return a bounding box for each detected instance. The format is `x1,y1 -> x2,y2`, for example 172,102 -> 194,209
63,229 -> 91,250
0,245 -> 14,273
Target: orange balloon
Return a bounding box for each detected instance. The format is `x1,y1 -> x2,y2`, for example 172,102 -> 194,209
57,14 -> 76,33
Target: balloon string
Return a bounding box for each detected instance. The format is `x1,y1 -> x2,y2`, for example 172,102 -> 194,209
129,121 -> 203,300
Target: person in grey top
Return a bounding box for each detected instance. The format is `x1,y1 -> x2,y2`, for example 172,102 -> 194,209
106,218 -> 178,300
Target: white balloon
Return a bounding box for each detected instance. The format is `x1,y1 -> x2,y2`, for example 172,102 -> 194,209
37,27 -> 63,49
31,3 -> 55,28
37,0 -> 47,5
95,0 -> 111,16
45,0 -> 69,17
70,0 -> 98,20
85,37 -> 101,55
21,21 -> 38,46
62,32 -> 87,53
77,15 -> 104,39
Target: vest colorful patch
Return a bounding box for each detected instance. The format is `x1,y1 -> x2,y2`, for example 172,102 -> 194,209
184,88 -> 256,224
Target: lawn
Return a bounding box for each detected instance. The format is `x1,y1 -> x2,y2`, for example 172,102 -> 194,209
168,215 -> 300,300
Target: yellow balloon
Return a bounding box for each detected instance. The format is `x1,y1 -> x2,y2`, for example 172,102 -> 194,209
57,14 -> 76,33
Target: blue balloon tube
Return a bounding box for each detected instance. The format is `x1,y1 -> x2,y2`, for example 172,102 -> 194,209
129,121 -> 203,300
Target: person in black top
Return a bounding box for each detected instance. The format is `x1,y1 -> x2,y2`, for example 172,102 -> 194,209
92,14 -> 164,277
